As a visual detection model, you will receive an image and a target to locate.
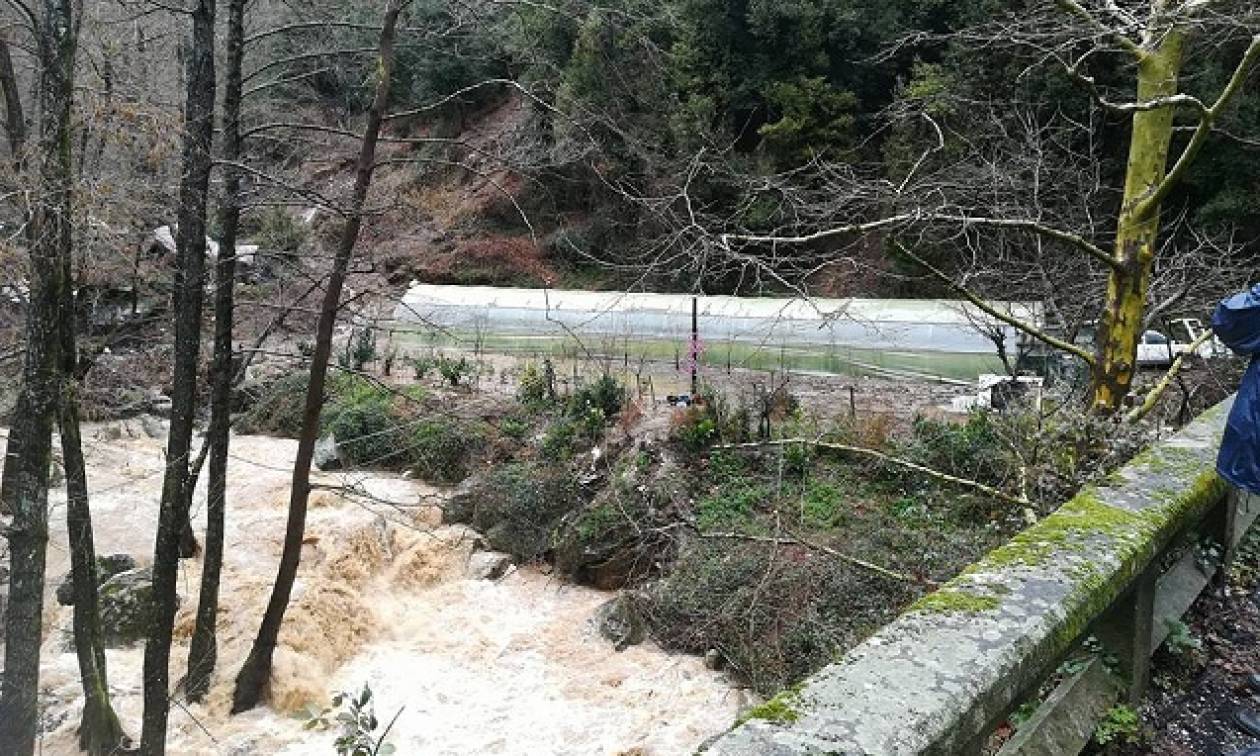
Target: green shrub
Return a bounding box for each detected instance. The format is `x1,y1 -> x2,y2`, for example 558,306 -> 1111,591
642,540 -> 916,696
437,354 -> 473,386
782,442 -> 813,479
517,361 -> 555,407
235,372 -> 312,437
304,683 -> 396,756
339,328 -> 378,371
568,373 -> 624,419
901,412 -> 1011,489
499,415 -> 530,441
1094,705 -> 1141,746
541,416 -> 581,458
444,462 -> 580,560
246,206 -> 308,253
327,393 -> 408,468
409,354 -> 436,380
411,418 -> 484,484
1163,619 -> 1202,655
704,387 -> 753,444
553,493 -> 656,588
670,405 -> 717,453
576,405 -> 607,439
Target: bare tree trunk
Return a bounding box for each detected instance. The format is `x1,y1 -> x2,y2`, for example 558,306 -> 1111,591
0,30 -> 24,524
231,0 -> 404,713
56,72 -> 124,748
0,31 -> 26,166
58,384 -> 126,754
1091,28 -> 1184,412
186,0 -> 245,703
140,0 -> 217,751
0,1 -> 76,752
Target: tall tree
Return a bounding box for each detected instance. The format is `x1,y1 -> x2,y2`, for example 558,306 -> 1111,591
0,30 -> 26,166
231,0 -> 405,713
710,0 -> 1260,414
186,0 -> 246,702
0,0 -> 78,752
1088,5 -> 1260,410
57,292 -> 126,753
140,0 -> 217,751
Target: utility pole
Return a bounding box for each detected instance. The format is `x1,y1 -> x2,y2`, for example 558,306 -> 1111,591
690,295 -> 699,396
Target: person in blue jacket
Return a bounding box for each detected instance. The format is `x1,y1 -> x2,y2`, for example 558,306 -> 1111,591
1212,284 -> 1260,751
1215,283 -> 1260,497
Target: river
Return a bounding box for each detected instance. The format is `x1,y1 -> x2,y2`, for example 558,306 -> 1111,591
7,422 -> 745,755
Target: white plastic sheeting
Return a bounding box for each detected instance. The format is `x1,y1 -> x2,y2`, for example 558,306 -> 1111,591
392,284 -> 1041,355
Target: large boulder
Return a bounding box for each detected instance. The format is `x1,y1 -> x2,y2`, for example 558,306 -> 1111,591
593,594 -> 646,651
553,499 -> 647,590
99,567 -> 173,647
56,553 -> 138,606
444,462 -> 580,561
314,434 -> 343,471
465,550 -> 512,580
553,454 -> 682,589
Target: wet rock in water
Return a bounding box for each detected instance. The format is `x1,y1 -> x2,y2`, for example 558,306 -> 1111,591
150,394 -> 173,417
314,434 -> 343,471
139,414 -> 168,439
704,648 -> 723,670
95,424 -> 124,441
99,567 -> 175,647
55,553 -> 139,606
466,550 -> 512,580
594,594 -> 646,651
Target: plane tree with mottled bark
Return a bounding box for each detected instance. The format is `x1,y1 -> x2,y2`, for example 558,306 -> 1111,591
699,0 -> 1260,415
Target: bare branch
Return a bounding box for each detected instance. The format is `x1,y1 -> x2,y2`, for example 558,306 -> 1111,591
699,529 -> 935,586
1123,329 -> 1213,424
1135,34 -> 1260,218
715,437 -> 1035,509
895,241 -> 1099,366
1055,0 -> 1145,58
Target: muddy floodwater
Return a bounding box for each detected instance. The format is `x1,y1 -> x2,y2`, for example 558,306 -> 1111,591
3,422 -> 746,755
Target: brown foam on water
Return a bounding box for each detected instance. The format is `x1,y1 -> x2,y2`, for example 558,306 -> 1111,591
323,523 -> 392,587
271,579 -> 374,712
380,525 -> 471,591
29,427 -> 743,755
263,520 -> 468,712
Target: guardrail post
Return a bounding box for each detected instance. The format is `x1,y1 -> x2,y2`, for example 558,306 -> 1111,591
1206,488 -> 1241,594
1094,566 -> 1156,706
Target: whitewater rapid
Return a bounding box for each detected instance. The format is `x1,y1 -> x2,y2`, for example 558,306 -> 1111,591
6,421 -> 747,755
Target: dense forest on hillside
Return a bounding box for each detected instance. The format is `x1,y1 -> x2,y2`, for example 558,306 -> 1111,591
3,1 -> 1255,300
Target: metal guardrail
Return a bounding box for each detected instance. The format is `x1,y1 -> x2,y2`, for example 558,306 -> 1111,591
705,398 -> 1248,755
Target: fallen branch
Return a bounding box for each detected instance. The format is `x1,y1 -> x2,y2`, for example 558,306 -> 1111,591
698,528 -> 936,587
715,437 -> 1035,509
1124,329 -> 1213,425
